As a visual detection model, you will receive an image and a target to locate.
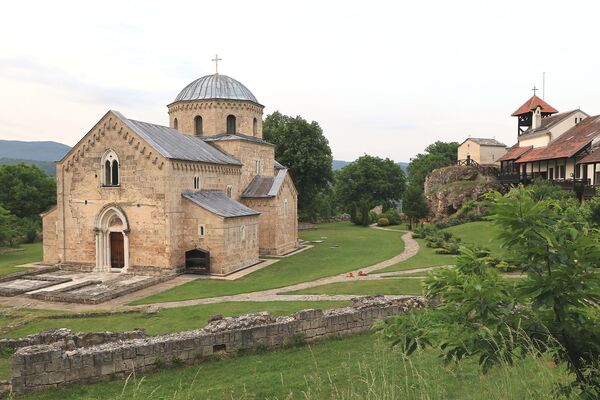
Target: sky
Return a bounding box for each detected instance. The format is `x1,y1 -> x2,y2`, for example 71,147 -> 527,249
1,0 -> 600,162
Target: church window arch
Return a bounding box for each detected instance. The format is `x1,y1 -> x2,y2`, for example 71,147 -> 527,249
101,150 -> 120,187
253,118 -> 258,136
194,115 -> 203,136
226,185 -> 233,198
174,118 -> 178,130
284,198 -> 289,217
226,115 -> 236,134
193,176 -> 201,190
240,225 -> 246,241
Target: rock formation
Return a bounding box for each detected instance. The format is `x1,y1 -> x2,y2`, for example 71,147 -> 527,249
424,165 -> 502,221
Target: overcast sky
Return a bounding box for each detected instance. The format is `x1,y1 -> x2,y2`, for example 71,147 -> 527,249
1,0 -> 599,162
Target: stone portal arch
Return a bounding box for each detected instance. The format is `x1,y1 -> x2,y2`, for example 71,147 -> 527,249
94,205 -> 130,272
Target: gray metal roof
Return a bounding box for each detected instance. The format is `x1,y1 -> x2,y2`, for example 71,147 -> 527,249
462,138 -> 506,147
241,169 -> 287,198
112,111 -> 241,166
203,133 -> 273,146
182,192 -> 260,218
174,74 -> 260,104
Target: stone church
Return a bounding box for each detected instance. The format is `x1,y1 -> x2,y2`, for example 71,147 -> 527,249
42,73 -> 299,276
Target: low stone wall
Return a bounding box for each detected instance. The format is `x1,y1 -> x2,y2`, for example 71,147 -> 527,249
0,328 -> 146,353
10,296 -> 425,395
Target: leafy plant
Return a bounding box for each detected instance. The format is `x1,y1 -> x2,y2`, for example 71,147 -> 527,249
383,186 -> 600,397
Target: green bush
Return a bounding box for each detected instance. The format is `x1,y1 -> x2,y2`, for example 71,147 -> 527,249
381,209 -> 402,225
377,218 -> 390,227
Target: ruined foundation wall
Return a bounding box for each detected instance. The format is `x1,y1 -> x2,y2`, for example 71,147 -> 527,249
11,296 -> 425,394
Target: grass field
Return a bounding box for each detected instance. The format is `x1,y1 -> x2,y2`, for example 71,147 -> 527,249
284,278 -> 424,296
23,332 -> 572,400
445,221 -> 505,257
133,223 -> 405,305
0,242 -> 42,276
377,239 -> 456,273
0,301 -> 349,340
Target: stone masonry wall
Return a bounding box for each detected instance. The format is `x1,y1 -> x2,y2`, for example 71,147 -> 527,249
11,296 -> 425,395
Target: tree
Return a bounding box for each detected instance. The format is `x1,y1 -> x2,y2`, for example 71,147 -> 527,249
335,155 -> 406,226
0,206 -> 22,246
382,187 -> 600,396
0,163 -> 56,219
407,141 -> 458,190
263,112 -> 334,220
403,186 -> 429,229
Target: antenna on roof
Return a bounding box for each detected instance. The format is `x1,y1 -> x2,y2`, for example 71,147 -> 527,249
542,72 -> 546,99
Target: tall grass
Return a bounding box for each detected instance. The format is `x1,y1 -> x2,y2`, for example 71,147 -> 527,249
87,334 -> 574,400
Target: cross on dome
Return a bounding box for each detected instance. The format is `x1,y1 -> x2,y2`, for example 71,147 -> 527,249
212,54 -> 222,74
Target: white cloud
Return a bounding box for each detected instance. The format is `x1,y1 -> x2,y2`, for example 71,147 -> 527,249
1,0 -> 599,161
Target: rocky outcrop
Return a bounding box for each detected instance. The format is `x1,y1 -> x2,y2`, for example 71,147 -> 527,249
424,165 -> 502,221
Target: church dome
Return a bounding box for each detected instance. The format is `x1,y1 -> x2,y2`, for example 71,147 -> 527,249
174,74 -> 259,104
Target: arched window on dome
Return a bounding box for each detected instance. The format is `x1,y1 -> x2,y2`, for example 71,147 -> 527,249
227,115 -> 236,134
101,150 -> 120,187
194,116 -> 203,136
173,118 -> 178,130
253,118 -> 258,136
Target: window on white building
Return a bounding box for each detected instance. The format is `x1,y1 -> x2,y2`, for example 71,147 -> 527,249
198,223 -> 206,238
193,176 -> 201,190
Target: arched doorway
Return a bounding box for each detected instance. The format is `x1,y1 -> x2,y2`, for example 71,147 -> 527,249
185,248 -> 210,274
95,205 -> 130,272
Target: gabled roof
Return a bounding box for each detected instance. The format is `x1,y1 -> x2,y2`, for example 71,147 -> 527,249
202,133 -> 273,146
519,110 -> 585,138
112,111 -> 241,166
461,138 -> 506,147
497,145 -> 533,162
241,169 -> 287,198
511,95 -> 559,116
182,192 -> 260,218
516,115 -> 600,163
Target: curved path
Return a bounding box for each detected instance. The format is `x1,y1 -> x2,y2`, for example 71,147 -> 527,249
139,231 -> 420,310
1,229 -> 422,311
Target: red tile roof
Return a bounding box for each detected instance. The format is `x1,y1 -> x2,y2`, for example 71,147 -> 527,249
516,116 -> 600,163
577,149 -> 600,164
497,145 -> 533,162
511,95 -> 559,116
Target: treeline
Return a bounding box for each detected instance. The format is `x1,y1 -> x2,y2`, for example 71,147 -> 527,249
0,164 -> 56,246
264,111 -> 458,226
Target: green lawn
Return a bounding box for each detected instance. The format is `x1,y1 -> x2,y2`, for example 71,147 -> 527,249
0,242 -> 42,276
133,223 -> 405,305
377,239 -> 456,273
445,221 -> 506,257
23,333 -> 572,400
284,278 -> 424,296
0,301 -> 348,340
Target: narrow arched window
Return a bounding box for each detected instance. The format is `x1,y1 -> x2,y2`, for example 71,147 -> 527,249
174,118 -> 178,130
104,160 -> 111,185
194,116 -> 203,136
253,118 -> 258,136
101,150 -> 120,187
112,160 -> 119,186
226,115 -> 236,134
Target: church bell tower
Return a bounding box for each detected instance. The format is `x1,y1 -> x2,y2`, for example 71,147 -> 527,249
511,89 -> 558,136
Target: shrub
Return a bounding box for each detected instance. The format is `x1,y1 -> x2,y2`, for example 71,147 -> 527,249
381,209 -> 402,225
377,217 -> 389,226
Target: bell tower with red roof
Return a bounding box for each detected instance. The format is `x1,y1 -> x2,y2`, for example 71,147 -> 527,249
511,92 -> 558,136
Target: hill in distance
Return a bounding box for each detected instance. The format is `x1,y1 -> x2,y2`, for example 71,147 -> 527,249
0,140 -> 72,177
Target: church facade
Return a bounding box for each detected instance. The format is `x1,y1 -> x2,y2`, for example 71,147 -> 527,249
42,74 -> 299,276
